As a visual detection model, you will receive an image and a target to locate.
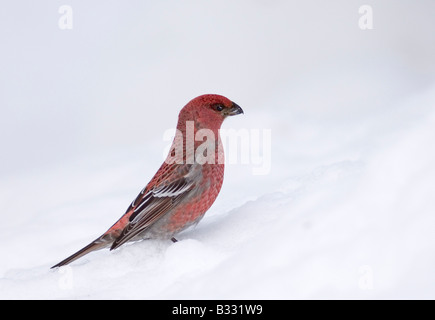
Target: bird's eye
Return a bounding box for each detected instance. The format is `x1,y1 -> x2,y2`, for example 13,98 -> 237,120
213,104 -> 224,112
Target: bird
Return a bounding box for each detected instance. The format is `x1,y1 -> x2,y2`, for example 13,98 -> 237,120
51,94 -> 243,268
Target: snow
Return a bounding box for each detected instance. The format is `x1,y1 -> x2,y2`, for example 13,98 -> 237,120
1,1 -> 435,299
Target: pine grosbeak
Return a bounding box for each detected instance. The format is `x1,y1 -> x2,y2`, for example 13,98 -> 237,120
52,94 -> 243,268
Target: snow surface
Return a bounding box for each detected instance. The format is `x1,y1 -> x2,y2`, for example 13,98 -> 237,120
1,1 -> 435,299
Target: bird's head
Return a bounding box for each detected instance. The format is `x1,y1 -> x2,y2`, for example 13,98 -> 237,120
178,94 -> 244,130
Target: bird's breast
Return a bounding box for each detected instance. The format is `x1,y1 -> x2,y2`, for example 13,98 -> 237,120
161,163 -> 225,235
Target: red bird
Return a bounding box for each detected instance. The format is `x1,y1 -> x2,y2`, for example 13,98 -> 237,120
52,94 -> 243,268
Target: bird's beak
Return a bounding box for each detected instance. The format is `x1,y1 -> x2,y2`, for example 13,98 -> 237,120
225,102 -> 244,116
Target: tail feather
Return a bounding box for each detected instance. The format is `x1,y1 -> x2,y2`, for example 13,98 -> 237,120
51,238 -> 109,268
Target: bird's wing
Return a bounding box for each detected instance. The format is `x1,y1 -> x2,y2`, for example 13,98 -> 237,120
110,165 -> 201,250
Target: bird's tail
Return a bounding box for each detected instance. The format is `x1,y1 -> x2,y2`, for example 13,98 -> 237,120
51,237 -> 109,268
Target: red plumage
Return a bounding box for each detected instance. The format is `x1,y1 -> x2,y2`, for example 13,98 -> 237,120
52,94 -> 243,268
